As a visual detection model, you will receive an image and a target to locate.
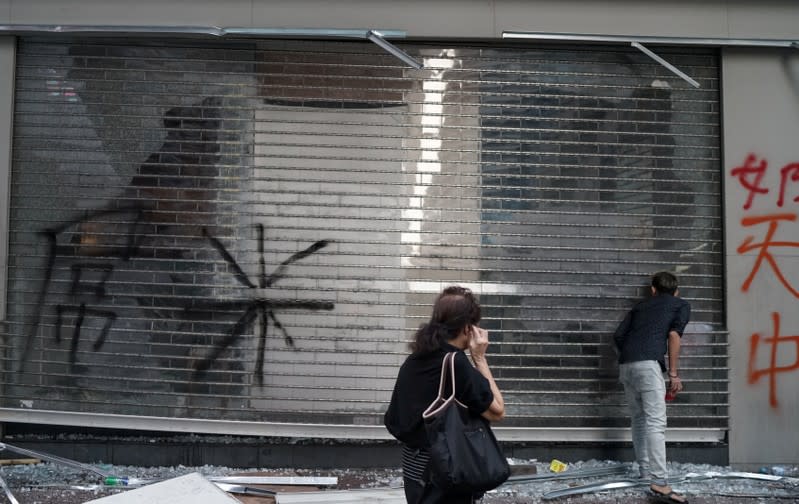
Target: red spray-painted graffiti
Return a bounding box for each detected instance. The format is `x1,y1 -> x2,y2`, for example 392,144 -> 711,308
731,153 -> 799,409
778,163 -> 799,207
731,154 -> 769,210
737,213 -> 799,299
731,154 -> 799,210
748,312 -> 799,408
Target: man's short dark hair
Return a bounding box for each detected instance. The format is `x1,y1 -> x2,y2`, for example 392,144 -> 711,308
652,271 -> 678,295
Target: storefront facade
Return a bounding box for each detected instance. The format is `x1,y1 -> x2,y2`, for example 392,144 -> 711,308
0,1 -> 796,469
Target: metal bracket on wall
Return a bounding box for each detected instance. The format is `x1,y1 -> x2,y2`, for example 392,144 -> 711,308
367,30 -> 424,69
631,41 -> 700,88
0,25 -> 425,69
503,31 -> 799,88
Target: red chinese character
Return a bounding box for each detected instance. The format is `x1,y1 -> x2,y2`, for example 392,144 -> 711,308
730,154 -> 769,210
748,312 -> 799,408
737,213 -> 799,298
778,162 -> 799,207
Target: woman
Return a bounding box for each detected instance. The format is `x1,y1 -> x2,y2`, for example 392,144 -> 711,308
384,286 -> 505,503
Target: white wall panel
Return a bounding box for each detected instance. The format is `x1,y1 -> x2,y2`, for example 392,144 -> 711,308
0,1 -> 796,42
722,47 -> 799,468
7,0 -> 253,26
495,0 -> 731,39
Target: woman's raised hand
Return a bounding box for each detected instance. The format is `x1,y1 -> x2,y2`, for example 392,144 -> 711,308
469,325 -> 489,361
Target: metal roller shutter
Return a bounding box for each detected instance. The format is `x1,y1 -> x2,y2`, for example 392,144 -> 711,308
1,37 -> 725,437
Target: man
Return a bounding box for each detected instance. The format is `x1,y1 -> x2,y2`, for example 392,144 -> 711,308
614,271 -> 690,504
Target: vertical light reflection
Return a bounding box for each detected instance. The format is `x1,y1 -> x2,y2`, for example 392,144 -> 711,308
401,55 -> 454,266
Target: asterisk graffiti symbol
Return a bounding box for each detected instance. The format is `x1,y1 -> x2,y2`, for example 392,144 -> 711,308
191,224 -> 333,383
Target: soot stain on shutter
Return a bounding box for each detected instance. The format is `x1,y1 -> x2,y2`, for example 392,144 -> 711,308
20,96 -> 335,393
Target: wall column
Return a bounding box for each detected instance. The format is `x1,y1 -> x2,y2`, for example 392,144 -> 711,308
0,36 -> 16,322
723,47 -> 799,469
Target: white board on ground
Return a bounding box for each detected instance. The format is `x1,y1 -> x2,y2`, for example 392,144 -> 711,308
209,476 -> 338,486
86,472 -> 242,503
276,487 -> 405,503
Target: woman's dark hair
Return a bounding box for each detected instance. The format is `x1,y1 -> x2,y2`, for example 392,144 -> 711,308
410,286 -> 481,355
652,271 -> 679,295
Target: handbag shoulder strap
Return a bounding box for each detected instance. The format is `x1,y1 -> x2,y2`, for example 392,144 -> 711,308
422,352 -> 457,419
440,352 -> 457,399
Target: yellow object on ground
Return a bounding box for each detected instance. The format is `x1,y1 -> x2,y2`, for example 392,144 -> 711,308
549,459 -> 568,473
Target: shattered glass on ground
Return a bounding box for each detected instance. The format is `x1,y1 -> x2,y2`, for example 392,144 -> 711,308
0,458 -> 797,503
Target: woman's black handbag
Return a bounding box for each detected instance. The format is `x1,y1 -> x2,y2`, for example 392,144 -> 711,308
422,352 -> 510,494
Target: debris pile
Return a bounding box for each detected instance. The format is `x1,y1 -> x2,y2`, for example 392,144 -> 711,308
498,458 -> 799,502
0,442 -> 797,503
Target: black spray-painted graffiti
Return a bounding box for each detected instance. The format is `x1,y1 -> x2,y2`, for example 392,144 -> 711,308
190,224 -> 333,383
22,212 -> 333,381
19,96 -> 335,384
20,206 -> 146,373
